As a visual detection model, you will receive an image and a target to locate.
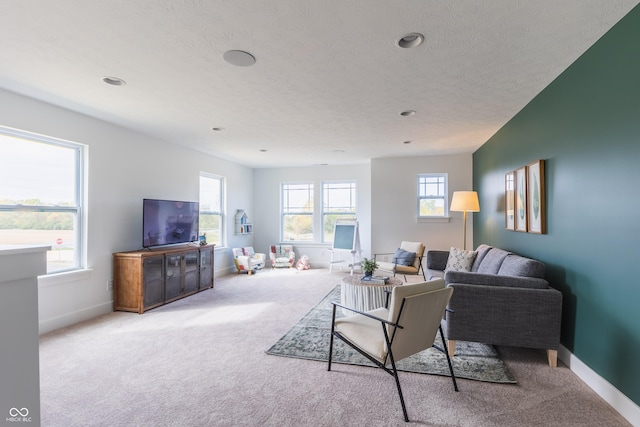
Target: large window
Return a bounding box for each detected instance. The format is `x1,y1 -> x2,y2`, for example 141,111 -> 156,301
322,181 -> 356,243
199,173 -> 224,246
281,183 -> 313,241
418,173 -> 448,217
0,126 -> 85,273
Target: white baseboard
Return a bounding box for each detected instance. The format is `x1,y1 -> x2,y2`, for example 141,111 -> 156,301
38,301 -> 112,335
40,270 -> 232,335
559,345 -> 640,426
216,266 -> 236,277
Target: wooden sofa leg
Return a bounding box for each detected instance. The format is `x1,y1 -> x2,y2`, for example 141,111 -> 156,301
547,349 -> 558,368
448,340 -> 456,357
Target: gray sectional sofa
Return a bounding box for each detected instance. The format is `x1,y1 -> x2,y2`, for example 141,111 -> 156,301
426,244 -> 563,367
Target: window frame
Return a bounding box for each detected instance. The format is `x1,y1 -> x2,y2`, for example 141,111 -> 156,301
417,173 -> 449,218
199,172 -> 225,247
281,182 -> 314,242
0,126 -> 85,274
321,181 -> 357,244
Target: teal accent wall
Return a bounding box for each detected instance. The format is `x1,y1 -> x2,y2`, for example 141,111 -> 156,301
473,5 -> 640,405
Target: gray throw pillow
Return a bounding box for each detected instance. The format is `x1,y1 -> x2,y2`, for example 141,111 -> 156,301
393,248 -> 416,266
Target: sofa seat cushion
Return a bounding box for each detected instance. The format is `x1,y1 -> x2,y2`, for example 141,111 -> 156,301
445,271 -> 549,289
498,254 -> 546,278
426,268 -> 445,280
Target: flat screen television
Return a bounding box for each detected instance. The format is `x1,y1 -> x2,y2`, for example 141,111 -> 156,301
142,198 -> 199,248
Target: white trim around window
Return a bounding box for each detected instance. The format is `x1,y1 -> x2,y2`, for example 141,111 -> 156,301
0,125 -> 86,274
417,173 -> 449,219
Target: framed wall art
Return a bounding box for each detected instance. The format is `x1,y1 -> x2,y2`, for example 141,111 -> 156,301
514,166 -> 527,232
505,171 -> 515,230
526,159 -> 546,234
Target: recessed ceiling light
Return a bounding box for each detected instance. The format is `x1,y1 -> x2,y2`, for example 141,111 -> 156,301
102,76 -> 126,86
403,141 -> 412,144
211,127 -> 224,131
312,163 -> 329,166
400,110 -> 416,117
332,149 -> 345,153
223,50 -> 256,67
260,149 -> 267,152
397,33 -> 424,49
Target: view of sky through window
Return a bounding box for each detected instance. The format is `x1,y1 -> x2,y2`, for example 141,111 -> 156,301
1,134 -> 75,205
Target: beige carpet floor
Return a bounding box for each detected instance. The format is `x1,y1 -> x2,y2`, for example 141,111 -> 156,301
39,268 -> 631,426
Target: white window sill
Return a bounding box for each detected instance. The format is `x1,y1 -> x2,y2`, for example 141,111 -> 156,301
416,217 -> 451,223
278,242 -> 331,248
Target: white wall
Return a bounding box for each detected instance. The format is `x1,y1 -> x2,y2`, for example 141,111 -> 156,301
0,88 -> 473,333
0,89 -> 251,333
371,154 -> 474,256
253,154 -> 473,270
253,164 -> 371,268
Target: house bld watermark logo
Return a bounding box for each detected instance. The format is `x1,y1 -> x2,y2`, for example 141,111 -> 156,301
6,407 -> 32,423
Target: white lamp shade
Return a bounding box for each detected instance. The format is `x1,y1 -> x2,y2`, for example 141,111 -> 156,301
450,191 -> 480,212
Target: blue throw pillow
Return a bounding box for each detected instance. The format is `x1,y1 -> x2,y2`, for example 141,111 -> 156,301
393,248 -> 416,266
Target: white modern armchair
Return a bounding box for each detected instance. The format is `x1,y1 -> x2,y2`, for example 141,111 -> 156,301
374,241 -> 426,281
327,278 -> 458,422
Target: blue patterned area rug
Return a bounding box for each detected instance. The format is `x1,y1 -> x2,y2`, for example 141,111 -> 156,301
266,285 -> 517,384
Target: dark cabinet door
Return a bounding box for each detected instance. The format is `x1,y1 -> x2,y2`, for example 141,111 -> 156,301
165,253 -> 182,301
183,250 -> 199,294
199,247 -> 213,290
143,256 -> 164,308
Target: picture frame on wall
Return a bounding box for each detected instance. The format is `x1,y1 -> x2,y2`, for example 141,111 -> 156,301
505,171 -> 515,230
515,166 -> 527,232
526,159 -> 546,234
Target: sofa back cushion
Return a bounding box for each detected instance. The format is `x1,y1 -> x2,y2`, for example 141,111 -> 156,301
471,244 -> 493,272
498,254 -> 546,278
476,248 -> 511,274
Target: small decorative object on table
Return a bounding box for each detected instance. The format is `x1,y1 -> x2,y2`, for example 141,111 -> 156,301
361,275 -> 389,285
361,257 -> 378,278
199,233 -> 207,246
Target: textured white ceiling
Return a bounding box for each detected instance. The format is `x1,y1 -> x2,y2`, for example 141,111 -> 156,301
1,1 -> 638,168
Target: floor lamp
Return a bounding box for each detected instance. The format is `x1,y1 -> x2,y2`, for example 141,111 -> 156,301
450,191 -> 480,250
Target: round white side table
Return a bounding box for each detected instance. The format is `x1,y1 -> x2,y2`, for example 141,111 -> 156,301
340,275 -> 403,315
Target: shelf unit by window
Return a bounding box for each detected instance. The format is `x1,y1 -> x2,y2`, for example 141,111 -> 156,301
235,209 -> 253,235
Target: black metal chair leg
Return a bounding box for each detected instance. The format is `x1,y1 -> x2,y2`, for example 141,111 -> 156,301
387,349 -> 409,422
328,304 -> 336,371
439,325 -> 458,392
